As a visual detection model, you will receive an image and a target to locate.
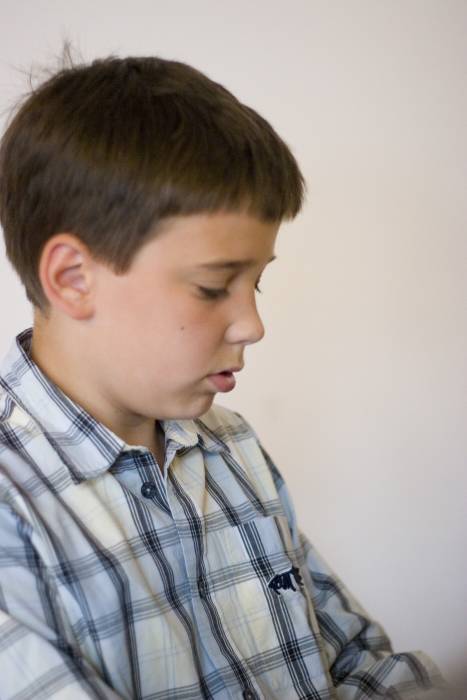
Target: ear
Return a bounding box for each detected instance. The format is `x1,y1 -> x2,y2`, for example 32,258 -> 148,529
38,233 -> 97,320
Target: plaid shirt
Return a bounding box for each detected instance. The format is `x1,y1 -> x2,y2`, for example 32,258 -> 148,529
0,328 -> 444,699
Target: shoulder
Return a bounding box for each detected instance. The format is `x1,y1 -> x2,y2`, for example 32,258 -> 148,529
195,403 -> 287,508
195,403 -> 271,466
198,403 -> 285,487
195,402 -> 256,442
0,390 -> 46,513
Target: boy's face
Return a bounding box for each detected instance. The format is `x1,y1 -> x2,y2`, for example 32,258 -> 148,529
34,211 -> 280,440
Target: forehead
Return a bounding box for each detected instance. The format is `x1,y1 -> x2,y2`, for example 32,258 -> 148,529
137,211 -> 280,269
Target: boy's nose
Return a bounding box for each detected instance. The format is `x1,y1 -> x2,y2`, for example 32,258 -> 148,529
225,299 -> 265,346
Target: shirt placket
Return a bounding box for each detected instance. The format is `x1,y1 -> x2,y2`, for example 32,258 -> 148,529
167,448 -> 262,700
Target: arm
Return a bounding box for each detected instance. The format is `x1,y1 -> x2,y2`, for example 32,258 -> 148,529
0,501 -> 123,700
259,441 -> 447,699
299,532 -> 445,699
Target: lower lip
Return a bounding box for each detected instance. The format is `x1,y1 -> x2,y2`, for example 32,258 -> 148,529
207,372 -> 236,392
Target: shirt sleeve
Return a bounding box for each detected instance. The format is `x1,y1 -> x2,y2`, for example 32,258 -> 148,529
255,438 -> 447,699
0,500 -> 123,700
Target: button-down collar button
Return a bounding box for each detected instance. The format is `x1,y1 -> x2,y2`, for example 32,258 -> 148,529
242,690 -> 256,699
141,482 -> 157,498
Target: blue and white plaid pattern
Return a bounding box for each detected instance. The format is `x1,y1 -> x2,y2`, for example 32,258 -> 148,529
0,328 -> 443,699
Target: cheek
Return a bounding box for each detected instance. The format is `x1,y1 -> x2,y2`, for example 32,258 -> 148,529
173,299 -> 227,341
171,315 -> 228,368
175,322 -> 222,351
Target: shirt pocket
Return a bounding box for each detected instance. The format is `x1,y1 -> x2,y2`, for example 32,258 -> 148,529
203,512 -> 315,671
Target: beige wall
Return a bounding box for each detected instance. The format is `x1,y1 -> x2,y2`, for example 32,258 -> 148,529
0,0 -> 465,683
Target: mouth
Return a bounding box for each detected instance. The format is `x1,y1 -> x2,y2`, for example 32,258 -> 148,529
207,369 -> 239,393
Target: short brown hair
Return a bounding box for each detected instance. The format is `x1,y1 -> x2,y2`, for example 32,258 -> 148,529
0,53 -> 306,314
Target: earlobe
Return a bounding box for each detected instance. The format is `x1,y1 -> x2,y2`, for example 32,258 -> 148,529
38,235 -> 95,320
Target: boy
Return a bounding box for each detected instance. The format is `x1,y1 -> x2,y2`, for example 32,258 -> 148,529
0,54 -> 445,699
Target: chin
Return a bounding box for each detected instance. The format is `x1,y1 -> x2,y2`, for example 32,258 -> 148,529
156,395 -> 214,422
177,394 -> 216,420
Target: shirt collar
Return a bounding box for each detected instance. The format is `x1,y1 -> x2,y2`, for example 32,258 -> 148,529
0,327 -> 228,483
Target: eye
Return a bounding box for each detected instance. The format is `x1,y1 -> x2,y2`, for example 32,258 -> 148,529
198,286 -> 228,300
198,281 -> 263,300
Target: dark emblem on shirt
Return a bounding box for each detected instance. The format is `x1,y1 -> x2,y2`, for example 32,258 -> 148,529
268,566 -> 303,595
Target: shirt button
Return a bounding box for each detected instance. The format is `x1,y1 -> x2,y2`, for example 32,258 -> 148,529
242,691 -> 256,700
141,482 -> 157,498
198,579 -> 208,598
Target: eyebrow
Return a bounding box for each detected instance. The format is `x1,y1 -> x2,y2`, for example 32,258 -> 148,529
193,255 -> 277,271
